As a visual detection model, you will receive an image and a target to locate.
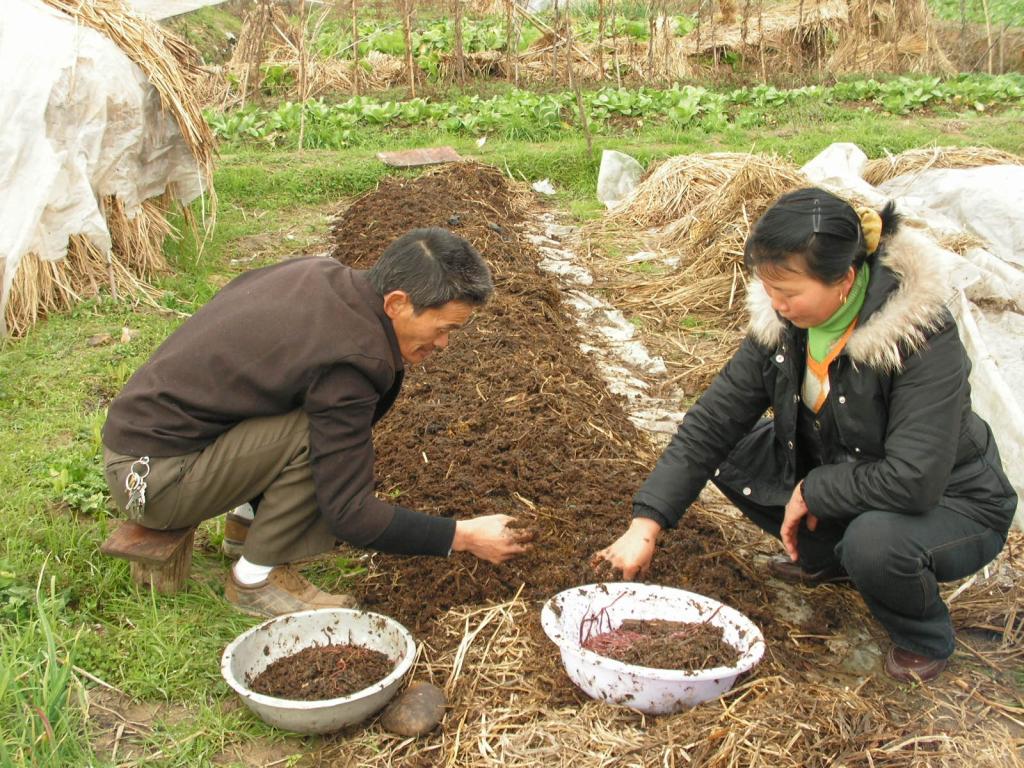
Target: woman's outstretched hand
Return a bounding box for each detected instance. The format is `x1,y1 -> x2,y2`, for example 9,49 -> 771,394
590,517 -> 662,580
780,481 -> 819,562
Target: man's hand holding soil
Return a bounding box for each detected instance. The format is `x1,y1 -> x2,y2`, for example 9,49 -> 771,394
452,514 -> 535,564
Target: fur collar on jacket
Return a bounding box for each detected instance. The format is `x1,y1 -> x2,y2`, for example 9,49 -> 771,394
746,226 -> 952,372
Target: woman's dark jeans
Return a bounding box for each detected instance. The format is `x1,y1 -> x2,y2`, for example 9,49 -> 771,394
713,480 -> 1007,659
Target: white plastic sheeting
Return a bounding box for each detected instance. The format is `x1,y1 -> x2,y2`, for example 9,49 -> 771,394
0,0 -> 206,333
801,143 -> 1024,528
597,149 -> 645,210
126,0 -> 229,21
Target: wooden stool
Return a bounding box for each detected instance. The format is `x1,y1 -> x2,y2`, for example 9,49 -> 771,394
101,521 -> 197,595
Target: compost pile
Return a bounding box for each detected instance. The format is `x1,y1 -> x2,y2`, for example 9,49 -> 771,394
328,163 -> 812,673
249,644 -> 393,701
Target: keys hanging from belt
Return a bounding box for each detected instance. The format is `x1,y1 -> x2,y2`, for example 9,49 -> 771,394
124,456 -> 150,520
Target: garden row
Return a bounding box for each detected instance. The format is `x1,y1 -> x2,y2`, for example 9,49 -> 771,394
208,73 -> 1024,147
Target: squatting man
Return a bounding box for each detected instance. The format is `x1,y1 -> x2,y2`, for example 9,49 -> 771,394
102,228 -> 532,617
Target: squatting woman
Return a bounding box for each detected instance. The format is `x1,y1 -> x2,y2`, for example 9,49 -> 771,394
593,188 -> 1017,683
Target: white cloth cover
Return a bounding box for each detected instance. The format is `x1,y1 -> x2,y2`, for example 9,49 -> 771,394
0,0 -> 205,334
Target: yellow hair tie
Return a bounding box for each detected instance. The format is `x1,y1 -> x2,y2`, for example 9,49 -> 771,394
857,207 -> 883,255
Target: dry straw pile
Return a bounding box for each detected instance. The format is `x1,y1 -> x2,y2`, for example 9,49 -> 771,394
829,0 -> 956,74
863,145 -> 1023,186
8,0 -> 215,337
591,153 -> 807,327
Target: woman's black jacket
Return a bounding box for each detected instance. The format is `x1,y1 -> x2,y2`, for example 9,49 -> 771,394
633,226 -> 1018,535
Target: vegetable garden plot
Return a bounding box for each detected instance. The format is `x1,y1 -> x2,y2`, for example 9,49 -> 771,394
319,163 -> 1023,766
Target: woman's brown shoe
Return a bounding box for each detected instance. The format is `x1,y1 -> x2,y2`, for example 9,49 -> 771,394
768,555 -> 851,586
885,647 -> 948,683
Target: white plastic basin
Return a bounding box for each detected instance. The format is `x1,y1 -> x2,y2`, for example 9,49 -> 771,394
221,608 -> 415,734
541,583 -> 765,714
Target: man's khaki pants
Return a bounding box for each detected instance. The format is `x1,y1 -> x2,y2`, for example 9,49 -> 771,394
104,410 -> 336,565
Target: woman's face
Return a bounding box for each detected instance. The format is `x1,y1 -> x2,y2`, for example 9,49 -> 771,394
759,260 -> 855,329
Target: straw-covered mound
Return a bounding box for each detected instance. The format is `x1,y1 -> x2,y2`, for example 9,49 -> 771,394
590,153 -> 807,328
678,0 -> 849,58
6,0 -> 215,336
863,145 -> 1024,186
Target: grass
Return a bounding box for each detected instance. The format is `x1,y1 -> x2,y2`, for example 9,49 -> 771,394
930,0 -> 1024,25
1,94 -> 1021,764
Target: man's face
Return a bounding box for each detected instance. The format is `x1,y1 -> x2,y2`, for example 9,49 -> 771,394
383,292 -> 475,365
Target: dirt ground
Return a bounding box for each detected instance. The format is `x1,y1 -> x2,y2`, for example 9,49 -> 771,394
327,163 -> 819,677
313,163 -> 1023,767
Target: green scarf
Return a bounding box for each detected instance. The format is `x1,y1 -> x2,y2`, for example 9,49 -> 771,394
807,264 -> 870,362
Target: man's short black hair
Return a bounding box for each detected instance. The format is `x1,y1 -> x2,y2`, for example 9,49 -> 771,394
368,228 -> 493,311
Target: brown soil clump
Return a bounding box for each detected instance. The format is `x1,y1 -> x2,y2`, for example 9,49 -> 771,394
583,619 -> 741,670
248,644 -> 394,701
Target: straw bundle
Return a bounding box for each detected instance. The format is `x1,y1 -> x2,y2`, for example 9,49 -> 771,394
223,6 -> 407,103
6,1 -> 215,336
828,0 -> 956,74
261,48 -> 407,99
605,153 -> 757,230
937,22 -> 1024,73
589,153 -> 806,330
4,196 -> 170,337
440,50 -> 505,81
514,29 -> 606,83
864,146 -> 1023,187
677,0 -> 848,56
225,0 -> 278,104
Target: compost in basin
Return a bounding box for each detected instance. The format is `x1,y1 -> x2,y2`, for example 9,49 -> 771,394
248,643 -> 395,701
328,163 -> 849,702
582,618 -> 742,671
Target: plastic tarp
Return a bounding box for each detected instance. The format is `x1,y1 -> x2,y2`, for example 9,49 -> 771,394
125,0 -> 229,21
0,0 -> 206,334
801,143 -> 1024,529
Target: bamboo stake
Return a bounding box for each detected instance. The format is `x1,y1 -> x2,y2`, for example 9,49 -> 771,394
758,0 -> 766,80
566,17 -> 593,157
611,0 -> 622,87
980,0 -> 993,73
598,0 -> 606,77
298,0 -> 308,150
401,0 -> 416,97
453,0 -> 465,85
552,0 -> 560,82
352,0 -> 361,95
958,0 -> 966,68
646,0 -> 655,76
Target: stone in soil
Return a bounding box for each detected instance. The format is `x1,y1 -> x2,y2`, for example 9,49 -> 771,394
380,681 -> 448,736
248,643 -> 394,701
